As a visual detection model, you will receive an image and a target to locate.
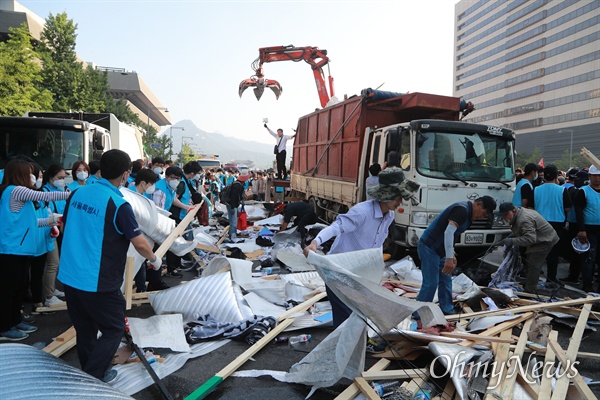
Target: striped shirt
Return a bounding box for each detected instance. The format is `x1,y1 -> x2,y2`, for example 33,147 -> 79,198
6,186 -> 70,226
314,200 -> 394,254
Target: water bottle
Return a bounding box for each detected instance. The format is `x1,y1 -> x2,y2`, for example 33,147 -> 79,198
262,266 -> 281,275
372,380 -> 400,396
288,334 -> 311,345
412,382 -> 434,400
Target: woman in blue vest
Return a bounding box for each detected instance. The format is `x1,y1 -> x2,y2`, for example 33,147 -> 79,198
86,160 -> 101,185
41,164 -> 69,308
67,160 -> 90,192
0,160 -> 69,341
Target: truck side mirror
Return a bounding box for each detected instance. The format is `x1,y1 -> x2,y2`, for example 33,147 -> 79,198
93,129 -> 104,151
386,127 -> 401,151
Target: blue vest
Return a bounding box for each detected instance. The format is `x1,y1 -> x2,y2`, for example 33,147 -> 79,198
534,184 -> 566,223
563,183 -> 577,223
0,186 -> 41,256
68,181 -> 85,192
155,178 -> 175,211
420,201 -> 472,258
179,177 -> 192,220
582,185 -> 600,225
43,183 -> 68,214
58,179 -> 130,292
33,200 -> 55,256
512,179 -> 532,207
86,175 -> 101,185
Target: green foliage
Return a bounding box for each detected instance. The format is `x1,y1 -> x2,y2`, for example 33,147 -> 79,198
515,148 -> 542,168
515,147 -> 589,171
179,142 -> 196,165
0,24 -> 53,115
105,97 -> 142,125
143,128 -> 173,160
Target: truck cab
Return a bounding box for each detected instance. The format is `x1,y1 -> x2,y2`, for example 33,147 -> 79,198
364,119 -> 515,254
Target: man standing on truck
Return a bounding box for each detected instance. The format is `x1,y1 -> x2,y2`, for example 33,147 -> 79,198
303,167 -> 406,329
415,195 -> 497,315
264,123 -> 296,180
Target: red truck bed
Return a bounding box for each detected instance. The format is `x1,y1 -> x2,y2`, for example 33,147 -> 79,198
292,92 -> 461,183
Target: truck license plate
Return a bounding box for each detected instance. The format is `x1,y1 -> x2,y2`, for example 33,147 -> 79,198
465,233 -> 484,244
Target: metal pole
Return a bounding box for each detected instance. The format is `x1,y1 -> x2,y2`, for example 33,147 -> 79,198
569,130 -> 573,168
169,126 -> 173,158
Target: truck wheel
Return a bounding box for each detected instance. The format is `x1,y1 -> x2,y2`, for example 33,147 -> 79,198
309,197 -> 323,221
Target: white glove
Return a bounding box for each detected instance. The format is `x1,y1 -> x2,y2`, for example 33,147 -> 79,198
148,255 -> 162,271
47,213 -> 62,226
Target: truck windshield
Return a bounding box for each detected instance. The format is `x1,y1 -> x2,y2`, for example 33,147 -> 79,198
416,131 -> 514,182
0,126 -> 84,170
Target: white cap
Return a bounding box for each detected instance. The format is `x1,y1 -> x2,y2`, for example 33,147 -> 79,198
589,165 -> 600,175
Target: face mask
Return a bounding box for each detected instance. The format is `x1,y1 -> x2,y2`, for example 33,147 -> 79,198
193,174 -> 201,181
53,179 -> 65,189
145,183 -> 156,195
35,178 -> 43,189
153,167 -> 163,175
533,173 -> 538,181
30,174 -> 36,187
76,171 -> 88,181
169,179 -> 180,190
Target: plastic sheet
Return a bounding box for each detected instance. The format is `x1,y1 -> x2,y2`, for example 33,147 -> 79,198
361,88 -> 408,101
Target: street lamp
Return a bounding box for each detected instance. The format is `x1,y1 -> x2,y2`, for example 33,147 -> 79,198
147,106 -> 168,136
169,126 -> 185,158
559,129 -> 574,168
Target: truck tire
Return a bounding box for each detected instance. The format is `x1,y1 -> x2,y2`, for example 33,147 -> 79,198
309,197 -> 324,221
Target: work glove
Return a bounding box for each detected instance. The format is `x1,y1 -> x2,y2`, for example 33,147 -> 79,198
148,255 -> 163,271
500,237 -> 513,247
47,213 -> 62,226
263,123 -> 268,128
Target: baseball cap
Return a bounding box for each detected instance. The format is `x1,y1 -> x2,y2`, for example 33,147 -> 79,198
567,168 -> 579,178
478,195 -> 497,215
498,202 -> 516,216
576,170 -> 589,180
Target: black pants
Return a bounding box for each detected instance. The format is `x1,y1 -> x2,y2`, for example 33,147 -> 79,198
28,254 -> 47,304
276,150 -> 287,180
546,222 -> 566,281
0,254 -> 29,332
566,222 -> 582,279
295,212 -> 318,246
326,285 -> 352,328
64,284 -> 125,380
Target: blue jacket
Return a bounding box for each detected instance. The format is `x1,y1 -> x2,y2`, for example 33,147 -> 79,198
179,177 -> 192,220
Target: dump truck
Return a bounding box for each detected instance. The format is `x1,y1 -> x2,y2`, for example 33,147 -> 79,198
289,90 -> 516,257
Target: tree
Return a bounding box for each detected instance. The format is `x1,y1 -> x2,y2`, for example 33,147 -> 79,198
549,149 -> 588,171
105,97 -> 141,125
143,127 -> 173,160
179,142 -> 196,165
38,12 -> 84,112
0,24 -> 53,115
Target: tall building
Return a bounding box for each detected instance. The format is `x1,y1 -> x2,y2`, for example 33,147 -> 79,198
453,0 -> 600,163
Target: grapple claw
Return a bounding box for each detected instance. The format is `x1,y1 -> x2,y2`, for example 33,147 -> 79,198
238,66 -> 282,101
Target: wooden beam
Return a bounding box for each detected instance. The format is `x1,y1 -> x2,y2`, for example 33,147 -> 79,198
216,225 -> 230,246
539,330 -> 558,398
440,331 -> 516,343
354,377 -> 382,400
43,326 -> 76,357
335,359 -> 391,400
499,319 -> 533,399
484,329 -> 513,400
440,379 -> 455,400
361,368 -> 429,380
460,312 -> 533,347
446,297 -> 600,322
155,202 -> 201,260
124,257 -> 135,310
550,302 -> 593,400
548,337 -> 598,400
581,147 -> 600,169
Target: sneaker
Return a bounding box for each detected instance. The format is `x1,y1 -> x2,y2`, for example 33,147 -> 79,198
0,328 -> 29,341
166,270 -> 183,278
44,295 -> 66,307
366,338 -> 386,354
53,289 -> 65,298
102,368 -> 118,383
223,239 -> 234,244
15,322 -> 37,333
22,314 -> 36,324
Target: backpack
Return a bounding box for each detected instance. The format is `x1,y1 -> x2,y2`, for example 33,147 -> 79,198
220,181 -> 240,205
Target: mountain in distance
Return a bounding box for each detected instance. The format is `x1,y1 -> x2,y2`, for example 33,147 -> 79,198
164,120 -> 281,169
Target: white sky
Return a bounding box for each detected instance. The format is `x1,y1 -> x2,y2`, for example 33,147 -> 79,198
20,0 -> 458,144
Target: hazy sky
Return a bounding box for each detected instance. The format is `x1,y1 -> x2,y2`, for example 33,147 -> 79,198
20,0 -> 458,144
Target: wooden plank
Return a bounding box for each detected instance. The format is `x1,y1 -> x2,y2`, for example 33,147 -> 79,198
354,377 -> 381,400
516,373 -> 539,399
499,318 -> 533,399
460,312 -> 533,347
539,330 -> 558,398
155,202 -> 201,259
581,147 -> 600,168
195,243 -> 221,253
124,257 -> 135,310
361,368 -> 429,380
185,294 -> 322,400
550,301 -> 594,400
548,337 -> 598,400
335,359 -> 391,400
484,329 -> 513,400
512,298 -> 600,320
43,326 -> 76,355
216,225 -> 230,246
441,379 -> 455,400
446,297 -> 600,321
440,331 -> 516,343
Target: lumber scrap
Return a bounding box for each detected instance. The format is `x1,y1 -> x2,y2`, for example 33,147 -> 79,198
581,147 -> 600,168
216,225 -> 230,246
195,243 -> 221,253
460,312 -> 533,347
184,293 -> 325,400
361,368 -> 429,380
124,257 -> 135,310
335,359 -> 391,400
440,378 -> 455,400
446,296 -> 600,322
440,331 -> 516,343
354,377 -> 381,400
539,330 -> 558,398
43,326 -> 77,357
483,329 -> 513,400
550,301 -> 593,400
155,202 -> 201,260
498,318 -> 533,399
548,337 -> 597,400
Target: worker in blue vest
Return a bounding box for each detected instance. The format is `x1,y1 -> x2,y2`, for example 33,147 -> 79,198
574,165 -> 600,293
58,149 -> 161,383
416,196 -> 497,315
533,165 -> 571,284
560,168 -> 584,284
86,160 -> 101,185
0,159 -> 68,341
512,163 -> 537,208
152,166 -> 193,279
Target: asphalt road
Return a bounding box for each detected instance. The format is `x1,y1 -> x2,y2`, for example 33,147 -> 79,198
13,253 -> 600,400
